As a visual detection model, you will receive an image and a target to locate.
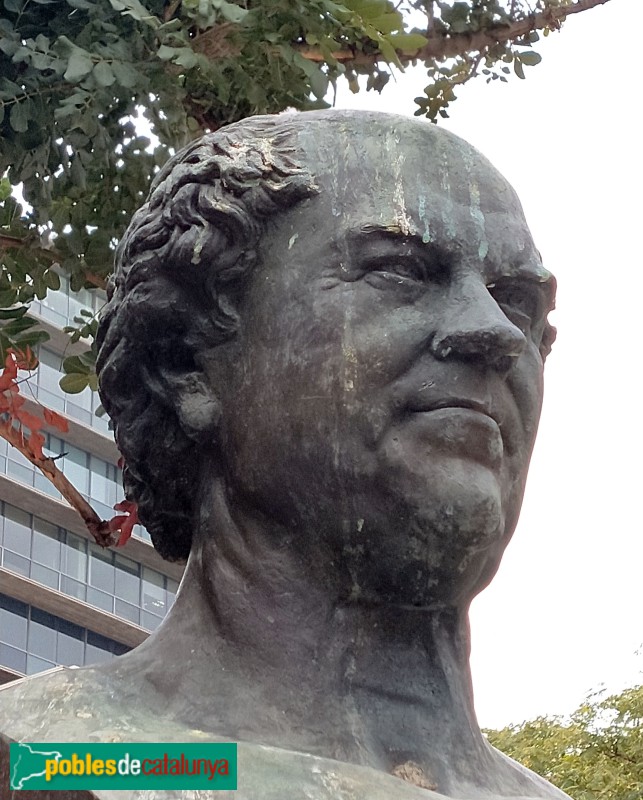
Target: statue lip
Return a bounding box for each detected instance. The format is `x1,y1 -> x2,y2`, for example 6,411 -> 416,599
410,398 -> 501,427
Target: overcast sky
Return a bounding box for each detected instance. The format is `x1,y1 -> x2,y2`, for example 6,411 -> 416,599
334,0 -> 643,729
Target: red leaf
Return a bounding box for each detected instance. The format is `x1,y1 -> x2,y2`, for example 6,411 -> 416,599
13,346 -> 37,371
43,407 -> 70,433
7,392 -> 24,414
107,514 -> 127,532
14,408 -> 44,433
3,352 -> 18,380
0,360 -> 18,391
114,499 -> 137,514
117,456 -> 125,469
116,512 -> 138,547
28,430 -> 46,460
108,500 -> 139,547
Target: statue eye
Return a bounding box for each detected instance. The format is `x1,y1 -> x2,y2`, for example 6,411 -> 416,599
488,281 -> 542,331
363,255 -> 447,288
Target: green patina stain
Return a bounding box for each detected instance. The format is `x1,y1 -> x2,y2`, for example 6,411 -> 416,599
469,182 -> 489,260
438,139 -> 457,241
462,148 -> 489,261
418,195 -> 432,243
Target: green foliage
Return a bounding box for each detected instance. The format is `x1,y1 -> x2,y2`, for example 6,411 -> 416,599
0,0 -> 600,392
60,310 -> 99,392
0,304 -> 49,363
486,684 -> 643,800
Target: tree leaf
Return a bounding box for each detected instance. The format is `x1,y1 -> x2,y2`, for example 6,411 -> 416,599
2,316 -> 39,335
519,50 -> 542,67
174,48 -> 198,69
93,61 -> 115,87
43,270 -> 61,290
9,101 -> 28,132
214,0 -> 248,23
112,61 -> 139,88
110,0 -> 159,28
386,32 -> 427,54
157,44 -> 176,61
0,289 -> 18,307
59,372 -> 90,393
64,50 -> 94,83
368,13 -> 402,35
0,306 -> 28,320
309,66 -> 329,100
62,354 -> 90,374
12,329 -> 49,348
377,37 -> 402,69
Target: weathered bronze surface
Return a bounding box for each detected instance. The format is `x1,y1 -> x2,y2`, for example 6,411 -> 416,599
0,110 -> 563,799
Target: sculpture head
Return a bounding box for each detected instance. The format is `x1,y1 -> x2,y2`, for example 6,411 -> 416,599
97,110 -> 556,608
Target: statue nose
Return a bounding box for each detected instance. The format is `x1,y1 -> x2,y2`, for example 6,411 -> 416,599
431,286 -> 526,371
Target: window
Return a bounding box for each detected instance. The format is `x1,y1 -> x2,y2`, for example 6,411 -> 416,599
0,503 -> 174,631
28,608 -> 57,661
59,445 -> 90,496
114,554 -> 140,605
32,518 -> 61,570
30,562 -> 60,590
60,533 -> 87,582
32,347 -> 109,431
0,643 -> 26,673
88,544 -> 115,594
3,506 -> 31,557
0,595 -> 28,650
142,567 -> 166,618
57,618 -> 84,667
0,593 -> 131,676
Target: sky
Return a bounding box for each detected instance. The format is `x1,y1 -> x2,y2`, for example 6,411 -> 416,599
334,0 -> 643,729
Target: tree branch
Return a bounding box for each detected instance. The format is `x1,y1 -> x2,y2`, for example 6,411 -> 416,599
192,0 -> 611,70
0,420 -> 119,547
163,0 -> 181,22
297,0 -> 611,64
0,234 -> 58,263
0,234 -> 108,291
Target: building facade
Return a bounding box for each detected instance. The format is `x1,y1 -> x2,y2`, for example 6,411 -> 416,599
0,278 -> 184,685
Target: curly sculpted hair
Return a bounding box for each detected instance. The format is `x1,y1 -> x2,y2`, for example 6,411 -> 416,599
96,114 -> 319,561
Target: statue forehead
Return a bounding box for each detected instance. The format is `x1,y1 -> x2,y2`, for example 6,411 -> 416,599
293,111 -> 521,214
273,112 -> 541,277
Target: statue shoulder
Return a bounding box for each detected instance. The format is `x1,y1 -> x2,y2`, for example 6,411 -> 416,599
0,665 -> 168,742
0,670 -> 570,800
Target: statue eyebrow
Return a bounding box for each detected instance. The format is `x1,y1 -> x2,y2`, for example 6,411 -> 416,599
351,223 -> 428,244
345,224 -> 453,261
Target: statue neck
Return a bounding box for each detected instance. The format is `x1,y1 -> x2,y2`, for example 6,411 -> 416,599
150,481 -> 496,796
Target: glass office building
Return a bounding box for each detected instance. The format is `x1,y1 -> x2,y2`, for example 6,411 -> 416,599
0,281 -> 185,685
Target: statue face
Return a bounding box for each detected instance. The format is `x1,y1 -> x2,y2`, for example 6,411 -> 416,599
211,119 -> 555,606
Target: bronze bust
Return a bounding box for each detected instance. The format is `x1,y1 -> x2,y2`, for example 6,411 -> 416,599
0,110 -> 563,799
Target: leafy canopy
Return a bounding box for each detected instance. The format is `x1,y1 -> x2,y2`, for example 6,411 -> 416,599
487,684 -> 643,800
0,0 -> 609,386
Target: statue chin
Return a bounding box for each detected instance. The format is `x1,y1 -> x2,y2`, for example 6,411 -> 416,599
340,483 -> 506,607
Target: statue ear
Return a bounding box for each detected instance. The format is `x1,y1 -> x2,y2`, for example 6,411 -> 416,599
143,365 -> 221,441
174,372 -> 222,439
